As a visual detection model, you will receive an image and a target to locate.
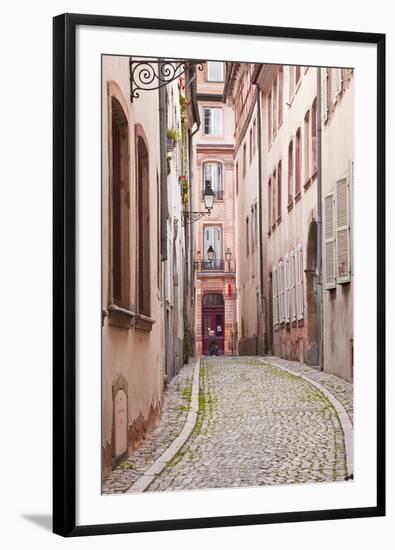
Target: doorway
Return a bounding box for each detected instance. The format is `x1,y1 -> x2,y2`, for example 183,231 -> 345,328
202,293 -> 225,355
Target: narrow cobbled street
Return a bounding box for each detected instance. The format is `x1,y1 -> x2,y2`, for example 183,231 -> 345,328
103,357 -> 352,494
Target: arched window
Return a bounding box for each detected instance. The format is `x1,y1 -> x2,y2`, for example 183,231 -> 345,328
311,98 -> 317,175
304,110 -> 310,184
203,162 -> 223,200
288,140 -> 293,204
203,293 -> 224,306
111,98 -> 130,308
295,128 -> 301,195
137,136 -> 150,317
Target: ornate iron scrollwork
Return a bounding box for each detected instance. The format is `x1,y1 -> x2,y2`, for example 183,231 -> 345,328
181,211 -> 211,226
129,58 -> 203,101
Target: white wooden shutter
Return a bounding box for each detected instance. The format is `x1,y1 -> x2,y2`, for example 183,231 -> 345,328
272,266 -> 278,326
279,261 -> 284,323
285,255 -> 290,323
348,159 -> 354,277
296,245 -> 304,320
290,250 -> 297,322
321,68 -> 328,123
324,192 -> 336,289
336,176 -> 351,283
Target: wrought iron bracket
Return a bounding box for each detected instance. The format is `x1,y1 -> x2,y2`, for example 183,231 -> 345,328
181,211 -> 211,226
129,58 -> 204,102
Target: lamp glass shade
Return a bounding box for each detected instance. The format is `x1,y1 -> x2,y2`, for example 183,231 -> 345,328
204,183 -> 215,211
207,245 -> 215,261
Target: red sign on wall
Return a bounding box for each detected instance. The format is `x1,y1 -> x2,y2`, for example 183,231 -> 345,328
227,284 -> 232,297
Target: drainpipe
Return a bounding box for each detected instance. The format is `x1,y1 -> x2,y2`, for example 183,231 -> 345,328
256,87 -> 265,354
159,60 -> 168,261
316,67 -> 323,370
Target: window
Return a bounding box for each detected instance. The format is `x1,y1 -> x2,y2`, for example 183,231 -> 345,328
324,192 -> 336,290
324,161 -> 353,288
243,143 -> 247,177
277,160 -> 282,221
295,65 -> 301,86
322,68 -> 329,122
311,98 -> 317,175
254,204 -> 258,253
278,261 -> 285,324
288,140 -> 294,204
331,68 -> 342,104
304,111 -> 310,184
204,226 -> 222,269
111,98 -> 130,309
296,245 -> 304,320
203,293 -> 224,306
272,169 -> 276,227
273,77 -> 277,137
336,166 -> 352,284
250,206 -> 255,254
268,178 -> 272,232
285,255 -> 290,323
246,216 -> 249,256
204,108 -> 222,135
207,61 -> 224,82
290,250 -> 297,322
295,128 -> 301,195
249,128 -> 253,164
289,66 -> 295,101
235,161 -> 239,195
267,91 -> 272,146
203,162 -> 223,198
137,136 -> 151,317
278,67 -> 283,125
253,119 -> 257,154
272,266 -> 279,327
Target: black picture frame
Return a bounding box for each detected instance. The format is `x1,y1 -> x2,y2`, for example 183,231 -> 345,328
53,13 -> 386,537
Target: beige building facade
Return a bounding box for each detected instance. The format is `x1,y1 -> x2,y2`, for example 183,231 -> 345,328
101,57 -> 199,478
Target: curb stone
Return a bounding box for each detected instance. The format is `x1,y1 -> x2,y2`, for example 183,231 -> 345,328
260,358 -> 353,478
126,357 -> 201,493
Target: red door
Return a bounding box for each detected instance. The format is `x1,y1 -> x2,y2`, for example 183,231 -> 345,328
202,306 -> 225,355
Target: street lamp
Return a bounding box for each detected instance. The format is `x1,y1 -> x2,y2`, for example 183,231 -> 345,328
207,245 -> 215,265
181,181 -> 215,225
225,247 -> 232,271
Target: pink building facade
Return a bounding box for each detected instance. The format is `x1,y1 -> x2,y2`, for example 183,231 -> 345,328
192,62 -> 237,356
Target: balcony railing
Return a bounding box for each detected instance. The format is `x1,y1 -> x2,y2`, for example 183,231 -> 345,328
201,189 -> 224,201
195,258 -> 236,273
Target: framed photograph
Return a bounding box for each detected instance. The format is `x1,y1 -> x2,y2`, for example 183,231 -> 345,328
53,13 -> 385,537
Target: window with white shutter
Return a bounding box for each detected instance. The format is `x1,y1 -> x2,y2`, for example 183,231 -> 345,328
285,255 -> 290,323
279,261 -> 285,324
321,68 -> 328,123
290,250 -> 297,322
336,175 -> 351,284
296,245 -> 304,320
331,68 -> 342,103
272,266 -> 279,327
204,108 -> 222,136
324,192 -> 336,289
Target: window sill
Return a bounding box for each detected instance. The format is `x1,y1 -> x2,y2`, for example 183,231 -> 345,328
297,318 -> 304,327
277,215 -> 282,225
135,313 -> 156,332
287,200 -> 294,212
271,222 -> 276,232
304,177 -> 312,191
108,304 -> 136,329
295,191 -> 302,203
310,168 -> 318,181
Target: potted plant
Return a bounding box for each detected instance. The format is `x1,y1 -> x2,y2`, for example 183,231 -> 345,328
166,128 -> 179,152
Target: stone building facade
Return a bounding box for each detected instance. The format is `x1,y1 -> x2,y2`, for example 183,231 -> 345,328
192,62 -> 237,356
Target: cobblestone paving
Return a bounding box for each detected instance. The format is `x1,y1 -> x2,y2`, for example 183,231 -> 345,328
148,357 -> 349,492
264,356 -> 354,425
102,361 -> 195,494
